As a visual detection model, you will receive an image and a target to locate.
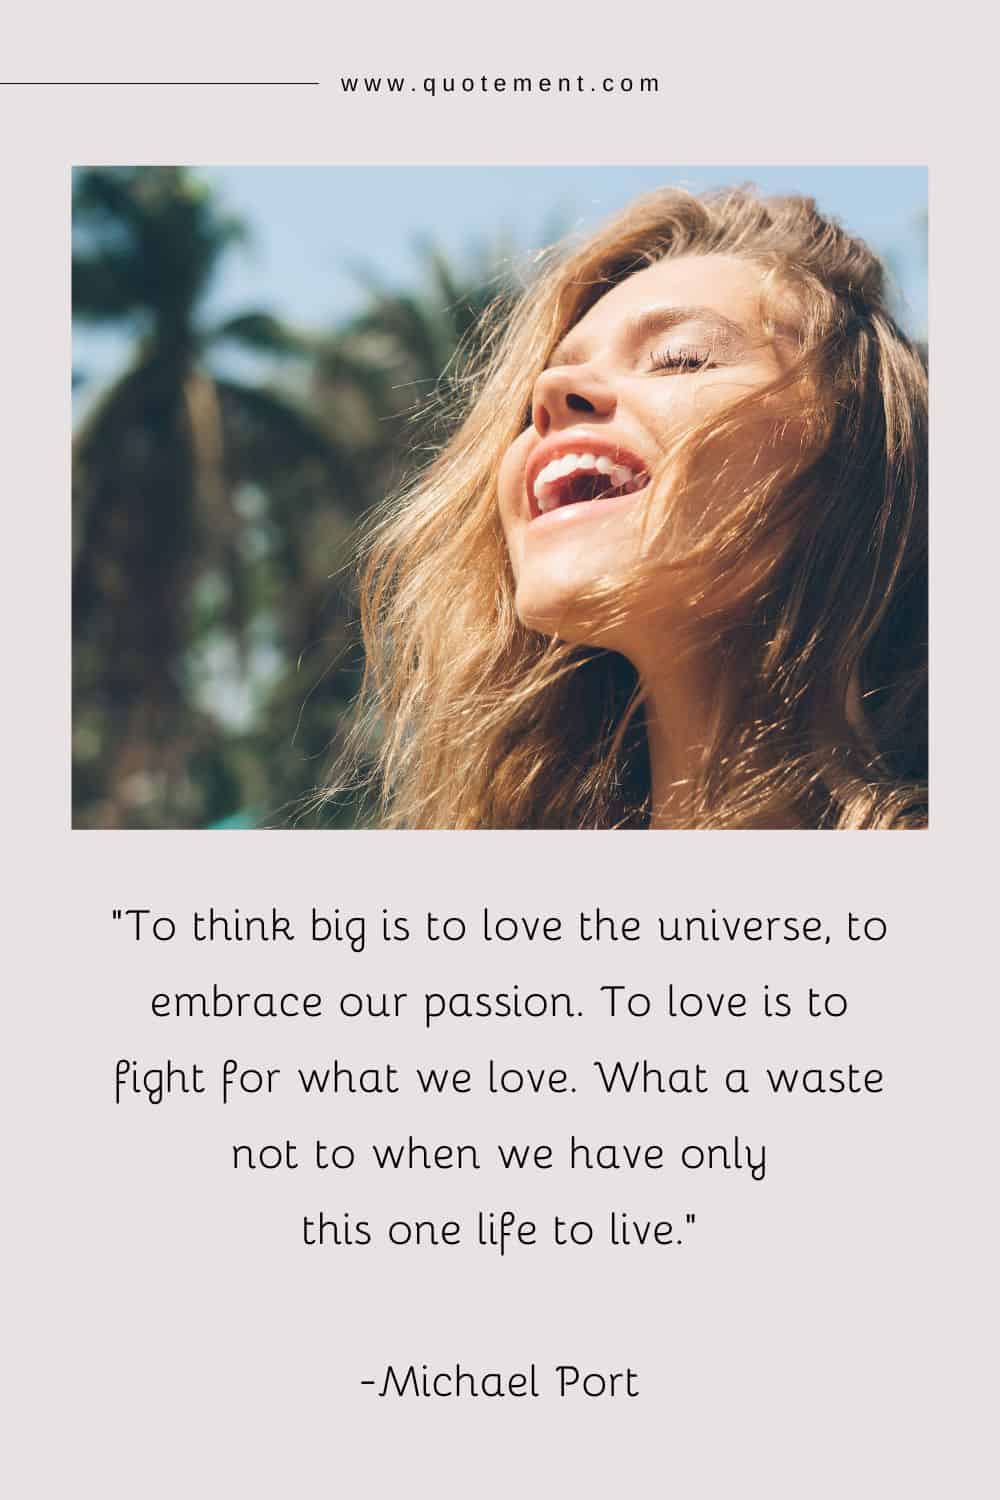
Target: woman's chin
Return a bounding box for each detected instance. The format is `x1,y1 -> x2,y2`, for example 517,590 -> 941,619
514,584 -> 637,654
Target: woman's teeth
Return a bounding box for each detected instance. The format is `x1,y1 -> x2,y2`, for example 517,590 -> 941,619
533,452 -> 642,514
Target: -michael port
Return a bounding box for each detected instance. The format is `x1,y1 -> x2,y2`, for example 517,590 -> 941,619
367,1363 -> 640,1398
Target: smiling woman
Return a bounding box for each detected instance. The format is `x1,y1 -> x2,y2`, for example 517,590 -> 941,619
329,185 -> 928,830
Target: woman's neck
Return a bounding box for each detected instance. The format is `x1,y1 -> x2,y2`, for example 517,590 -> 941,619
642,663 -> 720,829
638,649 -> 799,830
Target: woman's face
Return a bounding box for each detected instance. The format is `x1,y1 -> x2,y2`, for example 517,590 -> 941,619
498,252 -> 798,658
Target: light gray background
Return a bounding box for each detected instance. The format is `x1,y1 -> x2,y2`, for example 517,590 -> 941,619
4,4 -> 995,1496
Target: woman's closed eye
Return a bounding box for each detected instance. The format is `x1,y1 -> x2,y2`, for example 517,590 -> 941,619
647,344 -> 716,374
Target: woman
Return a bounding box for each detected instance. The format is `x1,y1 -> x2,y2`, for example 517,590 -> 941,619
333,186 -> 927,829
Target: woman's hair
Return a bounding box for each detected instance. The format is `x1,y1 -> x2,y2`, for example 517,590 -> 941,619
327,185 -> 927,829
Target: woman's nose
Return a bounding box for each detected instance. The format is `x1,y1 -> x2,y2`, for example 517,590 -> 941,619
532,364 -> 617,437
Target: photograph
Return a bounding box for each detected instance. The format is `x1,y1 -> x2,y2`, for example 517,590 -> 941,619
72,165 -> 928,830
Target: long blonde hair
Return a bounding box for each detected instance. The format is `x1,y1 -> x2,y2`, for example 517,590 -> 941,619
329,186 -> 927,829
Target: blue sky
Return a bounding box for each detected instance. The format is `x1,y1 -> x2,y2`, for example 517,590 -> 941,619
74,166 -> 927,397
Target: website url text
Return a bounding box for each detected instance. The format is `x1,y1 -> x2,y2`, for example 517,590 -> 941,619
340,74 -> 660,97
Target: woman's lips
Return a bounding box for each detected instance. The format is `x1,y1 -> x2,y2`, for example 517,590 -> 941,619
525,436 -> 650,521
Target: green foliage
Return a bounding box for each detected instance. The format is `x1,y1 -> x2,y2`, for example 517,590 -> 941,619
72,168 -> 518,828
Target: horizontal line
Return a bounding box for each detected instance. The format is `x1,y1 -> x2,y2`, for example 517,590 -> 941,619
0,80 -> 320,86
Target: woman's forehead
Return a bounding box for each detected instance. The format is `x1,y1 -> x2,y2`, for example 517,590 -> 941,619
552,252 -> 798,364
571,254 -> 770,342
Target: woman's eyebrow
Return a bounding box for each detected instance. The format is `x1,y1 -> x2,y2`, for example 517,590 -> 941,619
548,304 -> 750,367
630,304 -> 749,349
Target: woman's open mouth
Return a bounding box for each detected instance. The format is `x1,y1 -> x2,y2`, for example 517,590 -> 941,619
526,443 -> 650,520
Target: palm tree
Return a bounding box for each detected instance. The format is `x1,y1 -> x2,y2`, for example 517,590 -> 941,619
73,168 -> 357,827
312,239 -> 520,507
268,243 -> 524,826
73,172 -> 528,828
